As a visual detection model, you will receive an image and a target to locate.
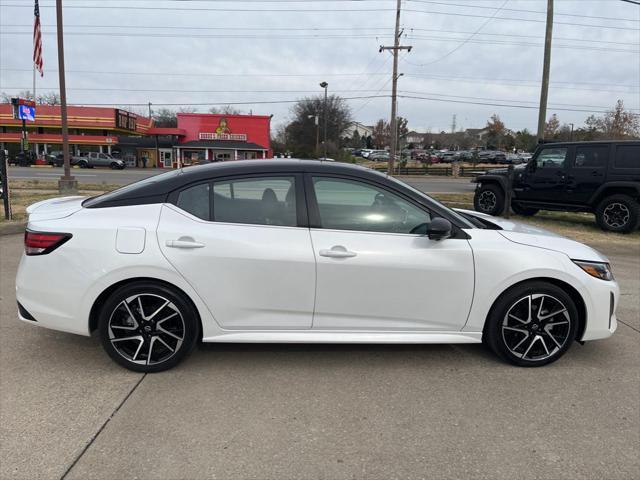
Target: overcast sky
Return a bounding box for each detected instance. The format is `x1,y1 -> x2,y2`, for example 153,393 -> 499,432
0,0 -> 639,133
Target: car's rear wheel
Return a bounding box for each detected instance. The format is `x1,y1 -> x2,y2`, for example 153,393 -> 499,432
484,281 -> 578,367
595,194 -> 640,233
474,184 -> 505,216
98,282 -> 199,372
511,202 -> 539,216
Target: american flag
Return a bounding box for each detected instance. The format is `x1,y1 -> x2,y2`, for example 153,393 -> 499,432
33,0 -> 43,76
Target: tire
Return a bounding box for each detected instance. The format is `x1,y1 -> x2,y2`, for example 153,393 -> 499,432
474,184 -> 505,216
78,161 -> 88,169
511,202 -> 539,217
484,281 -> 579,367
595,194 -> 640,233
110,162 -> 119,170
98,281 -> 199,372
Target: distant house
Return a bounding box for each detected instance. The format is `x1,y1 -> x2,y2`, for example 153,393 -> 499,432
346,122 -> 374,138
406,131 -> 426,145
464,128 -> 490,141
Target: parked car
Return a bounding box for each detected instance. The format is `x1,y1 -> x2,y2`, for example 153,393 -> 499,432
10,151 -> 37,167
17,160 -> 618,371
368,151 -> 390,161
76,152 -> 125,169
473,141 -> 640,232
439,152 -> 457,163
44,151 -> 64,167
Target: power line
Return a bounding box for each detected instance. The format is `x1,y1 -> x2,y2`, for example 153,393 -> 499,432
405,0 -> 511,68
398,95 -> 611,114
2,2 -> 638,30
406,0 -> 636,22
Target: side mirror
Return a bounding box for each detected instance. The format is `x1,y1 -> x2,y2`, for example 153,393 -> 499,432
427,217 -> 452,241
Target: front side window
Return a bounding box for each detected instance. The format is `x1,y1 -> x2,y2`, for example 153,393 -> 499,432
574,146 -> 608,168
213,176 -> 297,226
536,148 -> 568,169
312,177 -> 431,234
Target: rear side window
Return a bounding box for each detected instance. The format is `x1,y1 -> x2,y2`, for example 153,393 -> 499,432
212,176 -> 297,226
176,183 -> 210,220
614,145 -> 640,169
574,146 -> 608,168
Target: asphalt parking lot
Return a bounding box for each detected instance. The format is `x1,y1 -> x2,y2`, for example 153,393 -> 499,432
1,233 -> 638,480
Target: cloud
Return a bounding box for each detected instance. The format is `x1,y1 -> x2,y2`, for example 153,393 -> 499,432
1,0 -> 638,133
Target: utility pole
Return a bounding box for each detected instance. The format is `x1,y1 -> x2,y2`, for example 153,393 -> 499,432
380,0 -> 411,175
320,82 -> 328,160
451,114 -> 457,134
537,0 -> 554,141
56,0 -> 76,193
148,102 -> 152,120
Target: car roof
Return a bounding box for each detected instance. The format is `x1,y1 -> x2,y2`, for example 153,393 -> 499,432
83,159 -> 392,208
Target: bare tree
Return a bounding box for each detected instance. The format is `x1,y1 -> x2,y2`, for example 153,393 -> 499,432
372,119 -> 390,149
544,114 -> 560,138
209,105 -> 243,115
585,100 -> 640,139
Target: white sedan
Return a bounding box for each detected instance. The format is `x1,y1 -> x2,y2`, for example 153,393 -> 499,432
16,160 -> 618,372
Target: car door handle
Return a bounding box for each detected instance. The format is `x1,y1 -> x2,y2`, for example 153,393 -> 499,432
319,246 -> 357,258
165,238 -> 205,249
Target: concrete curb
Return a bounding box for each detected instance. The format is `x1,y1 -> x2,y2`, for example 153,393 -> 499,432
0,222 -> 27,236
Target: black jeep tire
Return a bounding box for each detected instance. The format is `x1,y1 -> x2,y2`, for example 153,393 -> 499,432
511,202 -> 539,217
474,184 -> 505,216
595,194 -> 640,233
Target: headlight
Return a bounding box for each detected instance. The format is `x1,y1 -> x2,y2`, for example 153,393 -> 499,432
573,260 -> 614,281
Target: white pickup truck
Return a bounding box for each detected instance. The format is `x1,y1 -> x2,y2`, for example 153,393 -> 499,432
75,152 -> 126,169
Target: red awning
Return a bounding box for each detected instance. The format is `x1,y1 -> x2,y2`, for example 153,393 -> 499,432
146,127 -> 186,136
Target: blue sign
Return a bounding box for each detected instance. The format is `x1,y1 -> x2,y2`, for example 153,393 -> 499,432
18,105 -> 36,122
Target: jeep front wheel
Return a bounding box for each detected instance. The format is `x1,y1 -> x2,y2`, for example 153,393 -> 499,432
595,194 -> 640,233
474,184 -> 505,216
511,202 -> 539,217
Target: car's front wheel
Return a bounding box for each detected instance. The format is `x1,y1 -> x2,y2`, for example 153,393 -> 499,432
98,282 -> 199,372
595,194 -> 640,233
474,184 -> 505,216
484,281 -> 578,367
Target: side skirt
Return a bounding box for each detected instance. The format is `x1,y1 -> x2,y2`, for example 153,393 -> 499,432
202,331 -> 483,344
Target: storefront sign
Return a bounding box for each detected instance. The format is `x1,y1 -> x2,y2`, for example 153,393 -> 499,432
199,132 -> 248,141
11,98 -> 36,121
115,109 -> 137,131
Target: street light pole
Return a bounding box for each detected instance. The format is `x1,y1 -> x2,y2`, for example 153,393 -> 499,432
308,114 -> 320,156
320,82 -> 328,160
56,0 -> 76,193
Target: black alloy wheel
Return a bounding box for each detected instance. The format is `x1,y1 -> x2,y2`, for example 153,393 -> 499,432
595,194 -> 640,233
474,184 -> 505,216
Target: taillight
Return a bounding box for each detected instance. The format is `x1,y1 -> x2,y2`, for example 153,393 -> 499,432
24,230 -> 72,255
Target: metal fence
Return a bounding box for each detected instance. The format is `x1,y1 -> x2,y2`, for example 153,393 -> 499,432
371,165 -> 483,177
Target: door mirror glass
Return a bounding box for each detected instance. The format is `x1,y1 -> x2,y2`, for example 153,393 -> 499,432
427,217 -> 452,241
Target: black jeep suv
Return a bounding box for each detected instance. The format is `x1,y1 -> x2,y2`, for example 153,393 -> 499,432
473,141 -> 640,233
